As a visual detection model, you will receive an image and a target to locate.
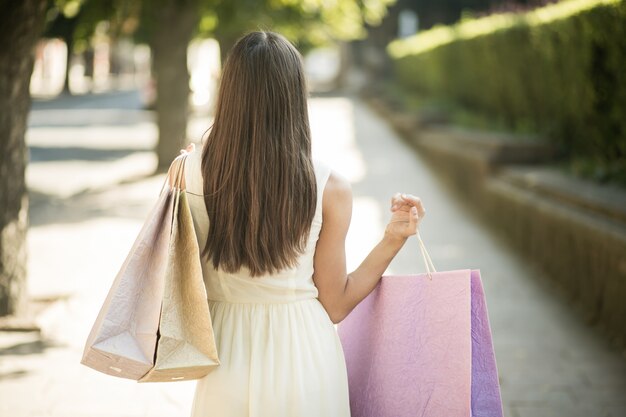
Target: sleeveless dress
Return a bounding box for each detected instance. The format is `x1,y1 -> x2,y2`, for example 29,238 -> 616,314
183,148 -> 351,417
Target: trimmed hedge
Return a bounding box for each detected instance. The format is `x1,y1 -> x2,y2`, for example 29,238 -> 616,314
388,0 -> 626,184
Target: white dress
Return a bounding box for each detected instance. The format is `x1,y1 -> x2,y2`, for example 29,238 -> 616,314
183,148 -> 351,417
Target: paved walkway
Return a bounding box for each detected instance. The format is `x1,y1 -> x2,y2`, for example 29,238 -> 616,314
0,89 -> 625,417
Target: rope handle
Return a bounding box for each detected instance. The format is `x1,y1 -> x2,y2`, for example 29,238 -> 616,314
416,229 -> 436,280
390,195 -> 436,279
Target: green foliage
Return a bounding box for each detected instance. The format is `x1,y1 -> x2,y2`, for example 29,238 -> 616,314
58,0 -> 396,53
388,0 -> 626,185
44,0 -> 140,52
193,0 -> 396,53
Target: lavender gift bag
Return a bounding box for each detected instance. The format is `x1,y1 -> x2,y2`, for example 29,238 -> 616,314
337,231 -> 503,417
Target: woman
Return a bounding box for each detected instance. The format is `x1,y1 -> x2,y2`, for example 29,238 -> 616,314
170,30 -> 426,417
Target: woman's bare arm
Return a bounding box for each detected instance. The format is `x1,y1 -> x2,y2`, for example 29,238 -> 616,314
312,170 -> 425,324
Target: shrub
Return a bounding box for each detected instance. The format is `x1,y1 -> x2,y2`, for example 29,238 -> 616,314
388,0 -> 626,184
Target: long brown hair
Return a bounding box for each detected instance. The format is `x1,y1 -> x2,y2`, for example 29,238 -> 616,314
199,30 -> 317,277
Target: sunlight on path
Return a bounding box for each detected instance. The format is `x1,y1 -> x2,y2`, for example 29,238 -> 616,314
309,97 -> 384,272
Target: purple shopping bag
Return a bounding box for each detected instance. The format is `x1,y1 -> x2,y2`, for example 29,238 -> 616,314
337,231 -> 503,417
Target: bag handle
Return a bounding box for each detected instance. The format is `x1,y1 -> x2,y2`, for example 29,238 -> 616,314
159,153 -> 189,195
416,229 -> 436,280
173,154 -> 188,190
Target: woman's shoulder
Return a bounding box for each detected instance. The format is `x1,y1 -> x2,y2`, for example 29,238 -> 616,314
325,170 -> 351,197
311,158 -> 351,198
322,169 -> 352,217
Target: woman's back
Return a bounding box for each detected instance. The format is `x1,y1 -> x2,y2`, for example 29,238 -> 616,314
184,146 -> 351,416
184,147 -> 330,302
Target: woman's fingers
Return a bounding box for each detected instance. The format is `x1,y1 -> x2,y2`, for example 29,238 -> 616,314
401,194 -> 425,217
388,192 -> 425,239
391,192 -> 403,211
401,193 -> 421,206
391,192 -> 415,211
392,193 -> 425,214
179,142 -> 195,155
408,205 -> 419,233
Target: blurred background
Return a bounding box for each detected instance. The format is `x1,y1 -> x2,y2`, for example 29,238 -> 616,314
1,0 -> 625,416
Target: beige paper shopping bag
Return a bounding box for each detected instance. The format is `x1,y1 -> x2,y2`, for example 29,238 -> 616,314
80,189 -> 174,380
139,189 -> 220,382
81,153 -> 219,382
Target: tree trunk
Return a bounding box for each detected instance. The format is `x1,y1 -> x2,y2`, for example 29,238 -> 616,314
150,0 -> 199,172
63,34 -> 73,94
0,0 -> 47,317
333,41 -> 352,90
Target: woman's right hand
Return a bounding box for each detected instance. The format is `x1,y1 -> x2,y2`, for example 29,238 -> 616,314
384,193 -> 426,242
